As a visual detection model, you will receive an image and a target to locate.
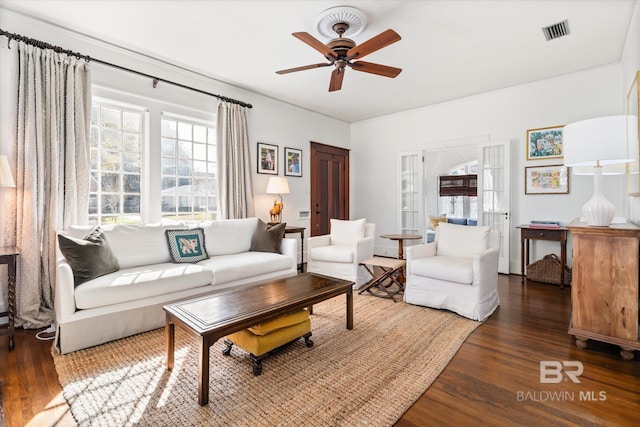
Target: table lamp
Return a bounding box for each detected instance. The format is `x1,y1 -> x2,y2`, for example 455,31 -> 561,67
266,176 -> 289,224
563,115 -> 637,226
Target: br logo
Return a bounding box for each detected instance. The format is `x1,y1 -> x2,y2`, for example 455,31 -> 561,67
540,361 -> 583,383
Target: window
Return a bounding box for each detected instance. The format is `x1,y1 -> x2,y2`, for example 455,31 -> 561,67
161,116 -> 217,221
439,161 -> 478,220
89,101 -> 144,225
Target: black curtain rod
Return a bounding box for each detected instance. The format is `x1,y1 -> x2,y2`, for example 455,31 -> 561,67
0,28 -> 253,109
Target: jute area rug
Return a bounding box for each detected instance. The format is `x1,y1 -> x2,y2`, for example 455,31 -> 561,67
52,293 -> 480,427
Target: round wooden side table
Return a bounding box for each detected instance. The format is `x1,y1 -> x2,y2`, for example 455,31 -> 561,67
379,234 -> 422,283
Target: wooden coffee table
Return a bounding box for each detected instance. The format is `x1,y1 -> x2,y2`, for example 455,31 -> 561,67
164,273 -> 354,405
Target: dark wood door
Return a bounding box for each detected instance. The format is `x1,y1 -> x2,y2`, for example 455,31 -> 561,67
310,142 -> 349,236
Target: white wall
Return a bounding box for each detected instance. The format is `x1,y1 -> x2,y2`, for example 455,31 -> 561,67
351,64 -> 624,272
622,2 -> 640,224
0,8 -> 350,312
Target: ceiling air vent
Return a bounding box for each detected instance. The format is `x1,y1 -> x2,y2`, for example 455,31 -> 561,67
542,20 -> 570,41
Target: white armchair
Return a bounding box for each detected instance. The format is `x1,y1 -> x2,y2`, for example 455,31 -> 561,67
307,219 -> 375,288
404,222 -> 500,321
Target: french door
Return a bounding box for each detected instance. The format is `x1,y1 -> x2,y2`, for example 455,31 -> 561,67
478,140 -> 511,274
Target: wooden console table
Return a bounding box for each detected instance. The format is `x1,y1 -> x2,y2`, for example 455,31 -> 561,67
284,226 -> 305,272
517,225 -> 568,286
0,246 -> 19,351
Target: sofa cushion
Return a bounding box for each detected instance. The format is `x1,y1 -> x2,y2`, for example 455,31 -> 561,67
102,224 -> 174,269
201,218 -> 258,256
429,215 -> 447,230
198,252 -> 292,285
309,245 -> 354,263
437,223 -> 490,258
74,262 -> 213,310
447,217 -> 468,225
250,220 -> 286,253
330,218 -> 365,245
57,227 -> 120,286
411,256 -> 474,284
165,228 -> 209,263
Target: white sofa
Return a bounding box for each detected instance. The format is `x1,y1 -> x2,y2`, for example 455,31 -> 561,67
55,218 -> 297,354
404,223 -> 500,321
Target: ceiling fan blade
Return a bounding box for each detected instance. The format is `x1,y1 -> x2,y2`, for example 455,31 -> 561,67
329,68 -> 345,92
349,61 -> 402,78
346,29 -> 401,60
292,32 -> 338,60
276,63 -> 332,74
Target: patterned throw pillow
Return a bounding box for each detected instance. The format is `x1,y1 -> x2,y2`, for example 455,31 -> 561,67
165,228 -> 209,263
429,216 -> 447,230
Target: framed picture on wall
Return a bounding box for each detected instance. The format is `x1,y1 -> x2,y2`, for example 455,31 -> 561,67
525,164 -> 569,194
526,125 -> 564,160
284,147 -> 302,177
257,142 -> 278,175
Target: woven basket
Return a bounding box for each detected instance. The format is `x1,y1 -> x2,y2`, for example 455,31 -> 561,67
526,253 -> 572,286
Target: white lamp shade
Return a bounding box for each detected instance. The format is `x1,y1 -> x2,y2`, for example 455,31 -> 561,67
571,164 -> 627,175
563,115 -> 637,167
0,155 -> 16,187
266,176 -> 290,195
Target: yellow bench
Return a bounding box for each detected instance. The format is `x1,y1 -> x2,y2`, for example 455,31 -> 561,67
222,309 -> 313,375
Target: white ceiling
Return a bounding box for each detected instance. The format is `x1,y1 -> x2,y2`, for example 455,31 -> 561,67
0,1 -> 636,122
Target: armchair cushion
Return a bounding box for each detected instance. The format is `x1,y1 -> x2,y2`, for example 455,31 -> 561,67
437,223 -> 489,258
411,256 -> 473,284
309,245 -> 354,263
330,218 -> 365,245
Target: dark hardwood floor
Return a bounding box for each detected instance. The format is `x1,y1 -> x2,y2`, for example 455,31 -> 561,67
1,275 -> 639,426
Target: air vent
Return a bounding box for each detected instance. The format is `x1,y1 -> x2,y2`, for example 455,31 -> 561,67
542,20 -> 570,41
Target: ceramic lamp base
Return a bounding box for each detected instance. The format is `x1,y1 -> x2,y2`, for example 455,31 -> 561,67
582,167 -> 615,227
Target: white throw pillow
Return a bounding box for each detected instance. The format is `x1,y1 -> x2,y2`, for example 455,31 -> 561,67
436,223 -> 490,258
201,217 -> 258,256
330,218 -> 366,245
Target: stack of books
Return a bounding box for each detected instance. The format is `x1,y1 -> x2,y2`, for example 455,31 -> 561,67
529,220 -> 561,228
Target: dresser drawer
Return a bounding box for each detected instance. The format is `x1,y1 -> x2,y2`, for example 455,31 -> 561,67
521,228 -> 563,241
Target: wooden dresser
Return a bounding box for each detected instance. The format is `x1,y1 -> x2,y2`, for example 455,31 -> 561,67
567,219 -> 640,360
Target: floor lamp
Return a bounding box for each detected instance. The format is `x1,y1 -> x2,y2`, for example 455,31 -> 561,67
563,115 -> 637,226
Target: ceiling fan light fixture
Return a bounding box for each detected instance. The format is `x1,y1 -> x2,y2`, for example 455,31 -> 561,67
315,6 -> 367,38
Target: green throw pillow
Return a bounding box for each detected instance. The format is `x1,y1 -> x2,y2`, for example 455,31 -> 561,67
165,228 -> 209,263
250,220 -> 286,253
57,227 -> 120,286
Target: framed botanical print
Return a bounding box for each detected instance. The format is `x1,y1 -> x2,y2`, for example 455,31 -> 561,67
284,147 -> 302,177
526,125 -> 564,160
525,164 -> 569,194
257,142 -> 278,175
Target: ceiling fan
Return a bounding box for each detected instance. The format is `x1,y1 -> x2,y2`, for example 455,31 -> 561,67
276,7 -> 402,92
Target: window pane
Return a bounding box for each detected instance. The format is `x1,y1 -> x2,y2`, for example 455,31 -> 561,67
101,107 -> 121,129
178,122 -> 192,140
178,177 -> 191,188
161,119 -> 177,138
161,157 -> 176,175
161,138 -> 176,156
88,194 -> 98,215
193,160 -> 207,175
90,126 -> 99,148
178,195 -> 192,212
123,111 -> 141,132
193,125 -> 207,143
101,195 -> 120,214
90,149 -> 99,170
123,174 -> 140,193
91,105 -> 99,126
162,196 -> 175,213
178,141 -> 192,158
123,133 -> 140,152
101,151 -> 121,171
123,152 -> 140,173
123,195 -> 140,213
101,129 -> 122,150
101,173 -> 120,192
162,177 -> 176,191
90,172 -> 99,192
193,178 -> 206,196
178,159 -> 191,176
193,143 -> 207,161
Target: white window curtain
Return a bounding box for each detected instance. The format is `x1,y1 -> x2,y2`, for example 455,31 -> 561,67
12,42 -> 92,328
216,101 -> 254,219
